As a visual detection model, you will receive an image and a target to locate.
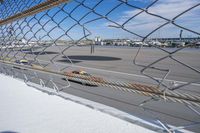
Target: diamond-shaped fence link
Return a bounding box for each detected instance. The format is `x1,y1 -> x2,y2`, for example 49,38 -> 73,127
0,0 -> 200,132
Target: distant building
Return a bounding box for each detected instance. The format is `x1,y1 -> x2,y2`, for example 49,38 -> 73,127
112,39 -> 131,46
133,41 -> 149,47
195,41 -> 200,48
78,39 -> 93,46
94,36 -> 104,45
103,39 -> 131,46
148,40 -> 168,47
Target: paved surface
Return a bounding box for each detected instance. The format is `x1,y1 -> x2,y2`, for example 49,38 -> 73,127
1,46 -> 200,132
5,45 -> 200,82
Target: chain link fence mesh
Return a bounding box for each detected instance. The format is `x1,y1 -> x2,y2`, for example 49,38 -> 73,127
0,0 -> 200,132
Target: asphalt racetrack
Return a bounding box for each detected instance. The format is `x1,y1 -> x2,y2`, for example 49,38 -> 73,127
1,46 -> 200,132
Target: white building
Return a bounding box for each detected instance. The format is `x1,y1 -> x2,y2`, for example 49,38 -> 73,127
95,36 -> 104,45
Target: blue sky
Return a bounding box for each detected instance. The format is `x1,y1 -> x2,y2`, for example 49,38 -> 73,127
1,0 -> 200,41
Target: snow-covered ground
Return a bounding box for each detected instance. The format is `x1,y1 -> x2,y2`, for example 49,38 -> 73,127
0,74 -> 158,133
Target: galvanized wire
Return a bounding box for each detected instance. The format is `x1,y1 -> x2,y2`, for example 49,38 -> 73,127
0,0 -> 200,132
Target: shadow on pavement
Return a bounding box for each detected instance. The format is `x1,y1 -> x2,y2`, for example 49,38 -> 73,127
62,55 -> 121,61
25,51 -> 59,55
57,59 -> 81,64
0,131 -> 19,133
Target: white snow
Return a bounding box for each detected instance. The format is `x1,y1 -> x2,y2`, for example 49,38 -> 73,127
0,74 -> 157,133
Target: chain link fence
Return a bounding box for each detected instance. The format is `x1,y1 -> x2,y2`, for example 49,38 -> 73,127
0,0 -> 200,132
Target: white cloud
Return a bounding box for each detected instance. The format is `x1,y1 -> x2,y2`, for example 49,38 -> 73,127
148,0 -> 199,19
107,0 -> 200,38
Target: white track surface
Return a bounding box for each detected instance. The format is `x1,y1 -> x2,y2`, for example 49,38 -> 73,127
0,74 -> 156,133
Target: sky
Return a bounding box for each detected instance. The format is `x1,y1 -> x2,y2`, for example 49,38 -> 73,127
0,0 -> 200,40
